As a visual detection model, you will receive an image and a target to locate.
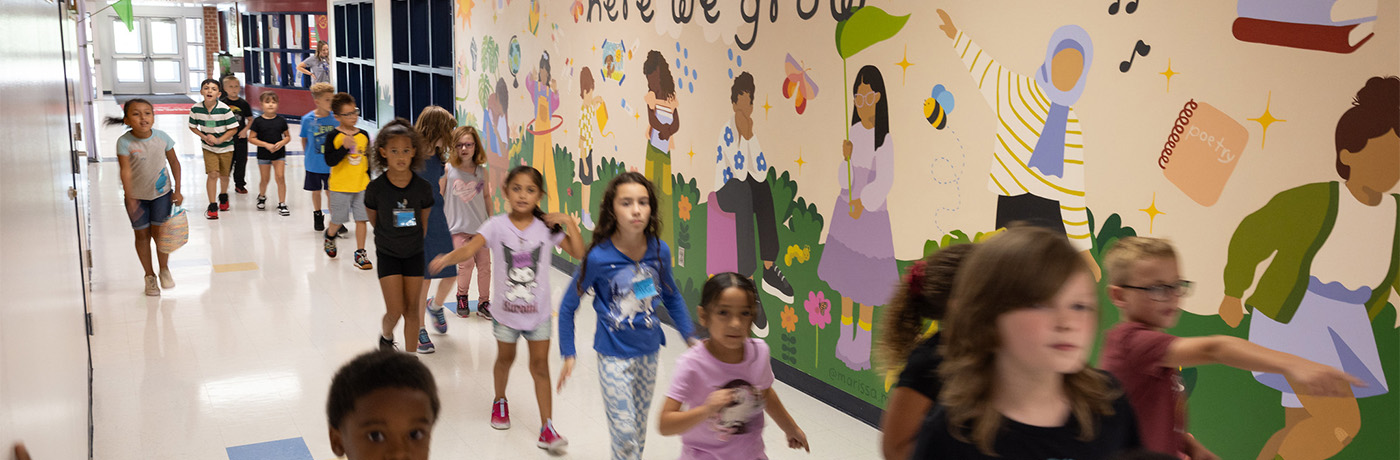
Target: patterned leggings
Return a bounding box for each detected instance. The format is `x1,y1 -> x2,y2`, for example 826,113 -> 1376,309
598,352 -> 659,460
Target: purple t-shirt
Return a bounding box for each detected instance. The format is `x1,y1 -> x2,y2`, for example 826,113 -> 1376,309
479,214 -> 566,331
665,339 -> 775,460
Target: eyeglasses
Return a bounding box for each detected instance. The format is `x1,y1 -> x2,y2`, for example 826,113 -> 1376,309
336,109 -> 360,117
854,91 -> 880,108
455,142 -> 476,150
1119,281 -> 1194,301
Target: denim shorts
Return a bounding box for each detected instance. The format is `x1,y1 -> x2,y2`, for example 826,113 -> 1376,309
126,192 -> 173,230
492,318 -> 552,343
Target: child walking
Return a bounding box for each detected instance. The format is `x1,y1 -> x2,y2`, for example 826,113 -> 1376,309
878,243 -> 976,460
301,82 -> 338,231
912,227 -> 1141,459
365,119 -> 434,351
658,272 -> 809,458
443,125 -> 494,318
428,165 -> 584,453
109,98 -> 183,296
326,350 -> 441,460
1100,237 -> 1360,459
413,106 -> 459,353
247,90 -> 290,215
556,172 -> 697,460
220,75 -> 253,195
323,92 -> 373,270
188,78 -> 238,219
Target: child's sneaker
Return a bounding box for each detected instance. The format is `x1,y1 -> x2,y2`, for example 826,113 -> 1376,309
323,231 -> 338,258
144,275 -> 160,296
490,398 -> 510,430
158,268 -> 175,289
277,203 -> 290,216
353,249 -> 372,270
378,335 -> 396,352
313,210 -> 325,231
416,328 -> 435,354
477,301 -> 493,321
537,421 -> 568,453
256,195 -> 267,210
218,193 -> 230,211
206,203 -> 219,220
235,185 -> 249,194
454,294 -> 471,318
428,299 -> 448,333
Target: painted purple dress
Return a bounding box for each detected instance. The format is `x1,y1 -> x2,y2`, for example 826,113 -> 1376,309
817,124 -> 899,305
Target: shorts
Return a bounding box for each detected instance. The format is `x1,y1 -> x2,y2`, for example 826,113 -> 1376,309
493,317 -> 552,343
303,172 -> 330,191
257,157 -> 286,166
257,152 -> 287,164
329,190 -> 367,224
376,251 -> 424,279
125,192 -> 173,230
203,149 -> 233,176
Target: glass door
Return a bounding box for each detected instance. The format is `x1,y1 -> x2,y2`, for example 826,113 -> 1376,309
111,17 -> 187,94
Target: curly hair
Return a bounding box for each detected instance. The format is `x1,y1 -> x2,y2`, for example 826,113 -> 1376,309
939,227 -> 1117,456
877,243 -> 977,373
371,118 -> 427,173
1335,76 -> 1399,179
325,350 -> 440,430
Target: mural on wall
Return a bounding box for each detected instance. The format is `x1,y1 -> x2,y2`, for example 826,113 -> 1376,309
443,1 -> 1398,457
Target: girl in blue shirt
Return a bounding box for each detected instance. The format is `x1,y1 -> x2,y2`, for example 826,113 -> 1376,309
556,172 -> 696,460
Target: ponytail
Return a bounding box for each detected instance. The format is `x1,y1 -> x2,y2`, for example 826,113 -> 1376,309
877,243 -> 977,373
105,98 -> 153,128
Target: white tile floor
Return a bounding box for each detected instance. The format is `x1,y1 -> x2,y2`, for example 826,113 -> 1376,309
88,100 -> 883,459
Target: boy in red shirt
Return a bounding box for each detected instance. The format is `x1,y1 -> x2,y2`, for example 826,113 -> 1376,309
1100,237 -> 1361,459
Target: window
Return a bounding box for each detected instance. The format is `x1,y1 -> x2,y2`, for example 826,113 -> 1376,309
186,17 -> 205,92
241,12 -> 321,90
334,1 -> 377,123
390,0 -> 452,123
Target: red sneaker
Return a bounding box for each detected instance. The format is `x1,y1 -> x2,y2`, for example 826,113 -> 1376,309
490,398 -> 510,430
537,420 -> 567,453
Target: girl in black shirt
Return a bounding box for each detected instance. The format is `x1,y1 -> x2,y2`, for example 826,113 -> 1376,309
364,119 -> 435,352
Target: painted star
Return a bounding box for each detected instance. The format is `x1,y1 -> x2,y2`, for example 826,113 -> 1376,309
762,96 -> 772,121
1139,193 -> 1165,234
1160,58 -> 1178,92
794,149 -> 806,174
895,45 -> 914,85
1248,91 -> 1286,149
687,144 -> 695,163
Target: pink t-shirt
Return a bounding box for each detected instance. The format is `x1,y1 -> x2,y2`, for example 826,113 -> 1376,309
1100,321 -> 1186,458
664,339 -> 775,460
478,214 -> 566,331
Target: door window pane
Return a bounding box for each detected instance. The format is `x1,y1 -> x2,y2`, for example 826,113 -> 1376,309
153,60 -> 181,83
150,19 -> 179,55
115,60 -> 145,83
187,17 -> 203,42
113,19 -> 142,54
189,72 -> 203,91
188,45 -> 205,70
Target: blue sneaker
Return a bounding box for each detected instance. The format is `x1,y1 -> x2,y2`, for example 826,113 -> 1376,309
416,328 -> 435,354
428,298 -> 448,333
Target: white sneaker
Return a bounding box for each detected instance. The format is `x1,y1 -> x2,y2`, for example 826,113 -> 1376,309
158,268 -> 175,289
144,275 -> 160,296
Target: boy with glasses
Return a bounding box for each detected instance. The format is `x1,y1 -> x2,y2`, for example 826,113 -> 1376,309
1099,237 -> 1360,459
323,93 -> 373,270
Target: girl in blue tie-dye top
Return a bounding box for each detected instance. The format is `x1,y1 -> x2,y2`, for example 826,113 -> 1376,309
107,99 -> 184,296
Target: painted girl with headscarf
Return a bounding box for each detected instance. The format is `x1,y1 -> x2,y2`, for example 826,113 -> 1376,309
937,10 -> 1099,276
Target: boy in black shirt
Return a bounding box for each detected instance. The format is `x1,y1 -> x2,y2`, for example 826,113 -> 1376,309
220,75 -> 253,194
248,90 -> 291,215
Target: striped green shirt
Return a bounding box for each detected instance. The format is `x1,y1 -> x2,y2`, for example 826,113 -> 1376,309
188,101 -> 238,153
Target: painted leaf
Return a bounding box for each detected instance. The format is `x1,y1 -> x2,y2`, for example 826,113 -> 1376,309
834,6 -> 910,59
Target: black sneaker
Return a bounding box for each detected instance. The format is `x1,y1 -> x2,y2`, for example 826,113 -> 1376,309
314,210 -> 325,231
277,203 -> 290,216
338,225 -> 348,237
256,195 -> 267,210
205,203 -> 219,220
762,265 -> 795,303
477,301 -> 493,321
235,185 -> 249,194
378,335 -> 396,352
218,193 -> 230,211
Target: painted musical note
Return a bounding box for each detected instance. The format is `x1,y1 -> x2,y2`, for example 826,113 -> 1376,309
1109,0 -> 1139,15
1119,40 -> 1151,72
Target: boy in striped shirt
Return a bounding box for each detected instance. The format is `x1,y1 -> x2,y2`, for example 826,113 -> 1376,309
189,78 -> 239,219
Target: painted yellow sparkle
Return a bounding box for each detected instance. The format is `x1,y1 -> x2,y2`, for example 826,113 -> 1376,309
1248,91 -> 1286,148
1160,58 -> 1178,92
895,45 -> 914,85
762,96 -> 772,120
1139,193 -> 1165,234
794,149 -> 806,174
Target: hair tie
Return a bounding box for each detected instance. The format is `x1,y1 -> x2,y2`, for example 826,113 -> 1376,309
906,260 -> 928,298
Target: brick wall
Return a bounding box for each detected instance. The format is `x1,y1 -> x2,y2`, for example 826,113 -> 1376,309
203,6 -> 220,79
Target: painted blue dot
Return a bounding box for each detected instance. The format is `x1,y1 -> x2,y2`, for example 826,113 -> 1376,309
728,49 -> 734,61
677,77 -> 683,88
688,82 -> 694,93
736,55 -> 743,67
675,58 -> 681,69
684,48 -> 688,59
692,69 -> 698,80
728,69 -> 734,79
675,42 -> 681,52
684,66 -> 689,77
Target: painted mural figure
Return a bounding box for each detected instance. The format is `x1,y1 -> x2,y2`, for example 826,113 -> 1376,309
578,68 -> 603,230
1219,76 -> 1398,460
527,52 -> 562,213
484,78 -> 512,196
713,72 -> 796,337
817,65 -> 899,372
643,50 -> 680,255
937,11 -> 1100,278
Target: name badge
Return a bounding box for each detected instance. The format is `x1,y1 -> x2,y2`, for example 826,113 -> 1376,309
394,209 -> 417,227
633,276 -> 658,300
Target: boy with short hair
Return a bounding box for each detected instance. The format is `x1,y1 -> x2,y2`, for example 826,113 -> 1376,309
1100,237 -> 1361,459
323,92 -> 373,270
188,78 -> 238,219
326,351 -> 440,460
220,74 -> 253,194
302,82 -> 338,231
248,90 -> 291,215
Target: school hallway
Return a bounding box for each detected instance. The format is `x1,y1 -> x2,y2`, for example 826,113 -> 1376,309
73,107 -> 884,460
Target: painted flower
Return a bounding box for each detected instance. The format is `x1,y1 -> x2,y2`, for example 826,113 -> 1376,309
716,146 -> 724,164
784,245 -> 811,266
804,291 -> 832,329
678,197 -> 692,221
756,151 -> 768,172
781,305 -> 798,333
723,126 -> 734,146
734,150 -> 745,171
722,167 -> 734,183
